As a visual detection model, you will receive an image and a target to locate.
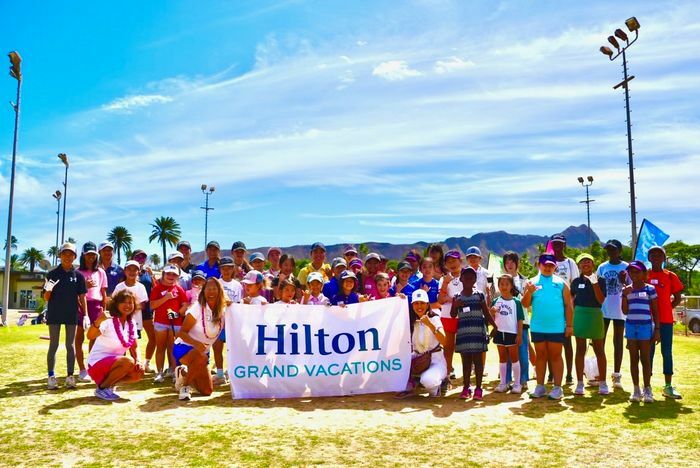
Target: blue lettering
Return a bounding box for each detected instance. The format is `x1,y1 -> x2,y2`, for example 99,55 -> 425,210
290,323 -> 300,355
256,324 -> 286,355
391,358 -> 402,371
304,364 -> 316,375
288,365 -> 299,377
367,361 -> 379,373
316,365 -> 328,376
332,332 -> 355,354
248,366 -> 259,378
234,366 -> 246,378
328,364 -> 340,376
342,363 -> 353,374
357,328 -> 380,351
315,328 -> 332,355
261,366 -> 272,378
380,360 -> 392,372
304,324 -> 313,355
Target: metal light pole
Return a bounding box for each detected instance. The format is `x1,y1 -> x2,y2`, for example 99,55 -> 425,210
578,176 -> 595,247
200,184 -> 215,249
58,153 -> 69,243
2,51 -> 22,325
600,16 -> 641,248
52,190 -> 62,265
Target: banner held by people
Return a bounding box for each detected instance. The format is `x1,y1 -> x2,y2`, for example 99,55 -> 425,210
226,297 -> 411,399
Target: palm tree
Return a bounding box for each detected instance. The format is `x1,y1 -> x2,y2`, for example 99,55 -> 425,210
3,235 -> 18,251
148,216 -> 181,267
107,226 -> 133,264
20,248 -> 46,273
149,254 -> 161,269
8,254 -> 23,271
47,245 -> 59,263
67,237 -> 77,244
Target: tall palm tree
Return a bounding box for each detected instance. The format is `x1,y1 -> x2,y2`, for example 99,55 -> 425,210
47,245 -> 59,263
20,248 -> 46,273
149,254 -> 161,269
148,216 -> 181,267
107,226 -> 133,264
3,235 -> 18,251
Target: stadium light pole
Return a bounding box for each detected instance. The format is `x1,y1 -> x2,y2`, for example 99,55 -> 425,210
52,190 -> 62,265
58,153 -> 69,244
578,176 -> 595,247
2,51 -> 22,326
600,16 -> 641,248
201,184 -> 215,249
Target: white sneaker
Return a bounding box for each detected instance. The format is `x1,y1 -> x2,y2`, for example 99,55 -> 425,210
494,383 -> 509,393
47,375 -> 58,390
612,373 -> 623,389
511,383 -> 523,394
179,385 -> 191,401
598,382 -> 610,395
154,372 -> 165,383
65,375 -> 77,388
574,382 -> 585,395
629,387 -> 642,402
77,370 -> 91,383
643,387 -> 655,403
164,368 -> 174,379
144,361 -> 154,374
174,365 -> 188,391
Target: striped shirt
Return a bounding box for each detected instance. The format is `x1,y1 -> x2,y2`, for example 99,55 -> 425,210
625,284 -> 657,325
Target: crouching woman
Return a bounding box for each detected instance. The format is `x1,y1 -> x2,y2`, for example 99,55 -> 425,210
396,289 -> 447,398
174,277 -> 229,401
87,290 -> 144,401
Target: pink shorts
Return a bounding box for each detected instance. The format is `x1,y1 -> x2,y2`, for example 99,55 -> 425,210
441,317 -> 459,334
79,299 -> 103,327
87,355 -> 119,386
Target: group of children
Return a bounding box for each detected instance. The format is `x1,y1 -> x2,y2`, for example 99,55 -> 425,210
42,235 -> 684,403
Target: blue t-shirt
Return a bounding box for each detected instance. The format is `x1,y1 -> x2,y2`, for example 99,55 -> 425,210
330,292 -> 360,306
597,261 -> 629,320
103,263 -> 125,295
197,260 -> 221,279
323,277 -> 340,299
625,284 -> 658,326
530,274 -> 566,334
410,277 -> 440,303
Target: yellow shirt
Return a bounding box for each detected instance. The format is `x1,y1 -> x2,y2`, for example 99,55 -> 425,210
297,263 -> 331,286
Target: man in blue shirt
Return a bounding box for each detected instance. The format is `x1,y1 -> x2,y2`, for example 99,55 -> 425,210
98,241 -> 124,295
197,240 -> 221,278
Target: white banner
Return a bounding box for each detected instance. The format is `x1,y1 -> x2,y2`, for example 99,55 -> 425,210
226,297 -> 411,399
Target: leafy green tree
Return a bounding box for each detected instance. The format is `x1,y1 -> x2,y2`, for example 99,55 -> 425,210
19,248 -> 45,273
358,243 -> 370,256
149,253 -> 161,269
665,241 -> 700,288
3,235 -> 18,251
107,226 -> 133,264
47,245 -> 59,264
148,216 -> 181,268
67,237 -> 76,244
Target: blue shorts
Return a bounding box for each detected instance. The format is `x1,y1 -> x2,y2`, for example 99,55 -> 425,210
173,342 -> 210,366
154,322 -> 181,334
625,322 -> 653,340
218,328 -> 226,343
531,332 -> 565,344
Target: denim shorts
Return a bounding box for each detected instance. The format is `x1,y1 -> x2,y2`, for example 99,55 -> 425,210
531,332 -> 565,344
625,322 -> 653,340
154,322 -> 181,334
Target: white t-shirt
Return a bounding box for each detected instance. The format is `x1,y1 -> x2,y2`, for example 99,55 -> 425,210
87,318 -> 134,366
175,303 -> 225,349
247,295 -> 268,305
439,275 -> 463,318
597,261 -> 630,321
219,278 -> 243,303
555,258 -> 579,285
492,297 -> 525,335
412,314 -> 444,354
475,266 -> 490,294
112,281 -> 148,304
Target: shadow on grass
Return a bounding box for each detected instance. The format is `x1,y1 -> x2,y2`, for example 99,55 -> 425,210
623,399 -> 694,423
38,396 -> 118,414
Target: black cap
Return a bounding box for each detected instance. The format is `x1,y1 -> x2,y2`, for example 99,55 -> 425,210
81,241 -> 98,254
191,270 -> 207,280
397,261 -> 412,271
604,239 -> 622,251
550,233 -> 566,243
310,242 -> 326,252
177,240 -> 191,250
231,241 -> 247,251
220,256 -> 234,266
206,240 -> 220,250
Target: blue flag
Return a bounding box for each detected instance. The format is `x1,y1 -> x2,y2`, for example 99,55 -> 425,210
634,219 -> 670,265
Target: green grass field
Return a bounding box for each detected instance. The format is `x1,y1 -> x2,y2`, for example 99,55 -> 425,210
1,323 -> 698,467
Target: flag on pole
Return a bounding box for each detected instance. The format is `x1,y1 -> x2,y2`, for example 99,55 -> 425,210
487,253 -> 504,278
634,218 -> 670,265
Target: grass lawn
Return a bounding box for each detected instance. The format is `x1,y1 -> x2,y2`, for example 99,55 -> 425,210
1,323 -> 698,467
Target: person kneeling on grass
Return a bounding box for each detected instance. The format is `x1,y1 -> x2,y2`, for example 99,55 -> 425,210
395,289 -> 447,398
173,277 -> 229,401
86,290 -> 144,401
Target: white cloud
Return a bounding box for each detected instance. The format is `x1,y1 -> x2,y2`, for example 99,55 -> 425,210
101,94 -> 173,112
433,56 -> 474,74
372,60 -> 422,81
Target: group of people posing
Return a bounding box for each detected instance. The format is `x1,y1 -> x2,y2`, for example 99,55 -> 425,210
42,234 -> 684,403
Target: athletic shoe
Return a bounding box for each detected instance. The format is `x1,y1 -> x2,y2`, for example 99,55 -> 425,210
494,383 -> 509,393
94,387 -> 118,401
530,384 -> 547,398
65,375 -> 77,389
662,385 -> 682,400
428,386 -> 441,397
548,386 -> 564,400
459,387 -> 472,399
588,379 -> 600,387
643,387 -> 655,403
612,373 -> 623,389
598,382 -> 610,395
144,361 -> 154,374
629,387 -> 642,402
212,374 -> 229,386
77,370 -> 91,383
174,365 -> 188,391
107,387 -> 121,400
47,376 -> 58,390
565,375 -> 574,386
154,372 -> 165,383
574,383 -> 585,395
473,388 -> 483,401
179,385 -> 192,401
439,378 -> 449,396
520,382 -> 528,392
394,390 -> 414,399
164,368 -> 174,379
449,372 -> 456,380
511,383 -> 523,394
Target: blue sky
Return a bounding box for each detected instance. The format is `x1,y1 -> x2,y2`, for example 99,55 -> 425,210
1,0 -> 699,257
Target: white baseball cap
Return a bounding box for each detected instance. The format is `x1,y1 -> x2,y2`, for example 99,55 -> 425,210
124,260 -> 140,270
307,272 -> 324,284
162,264 -> 180,275
411,289 -> 429,303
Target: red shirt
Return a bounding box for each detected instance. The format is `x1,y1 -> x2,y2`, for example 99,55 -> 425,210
647,269 -> 684,324
150,281 -> 188,326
